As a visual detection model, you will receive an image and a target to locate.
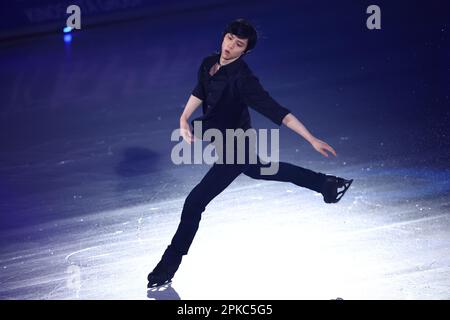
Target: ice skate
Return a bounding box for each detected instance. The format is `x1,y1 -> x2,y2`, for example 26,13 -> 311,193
147,246 -> 182,289
147,270 -> 175,289
321,175 -> 353,203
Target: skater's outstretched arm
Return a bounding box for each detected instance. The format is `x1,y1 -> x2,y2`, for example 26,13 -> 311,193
237,73 -> 337,158
282,113 -> 337,158
179,94 -> 203,144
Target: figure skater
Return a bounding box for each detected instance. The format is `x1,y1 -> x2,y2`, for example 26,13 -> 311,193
147,18 -> 353,288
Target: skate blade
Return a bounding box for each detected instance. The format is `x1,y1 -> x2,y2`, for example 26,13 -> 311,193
335,179 -> 353,203
147,279 -> 172,290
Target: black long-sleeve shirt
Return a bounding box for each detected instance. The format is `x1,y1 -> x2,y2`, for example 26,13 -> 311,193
191,52 -> 291,135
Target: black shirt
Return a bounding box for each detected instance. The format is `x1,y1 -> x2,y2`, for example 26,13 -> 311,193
191,52 -> 291,135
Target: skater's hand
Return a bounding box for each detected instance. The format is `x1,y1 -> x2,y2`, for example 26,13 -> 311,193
310,138 -> 337,158
180,118 -> 195,144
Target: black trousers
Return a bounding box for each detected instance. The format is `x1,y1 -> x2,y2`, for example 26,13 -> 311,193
166,137 -> 328,258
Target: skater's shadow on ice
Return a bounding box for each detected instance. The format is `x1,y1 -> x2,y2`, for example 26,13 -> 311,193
116,147 -> 160,177
147,283 -> 181,300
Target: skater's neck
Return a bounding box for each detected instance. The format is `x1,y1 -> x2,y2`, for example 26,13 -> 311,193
219,54 -> 240,67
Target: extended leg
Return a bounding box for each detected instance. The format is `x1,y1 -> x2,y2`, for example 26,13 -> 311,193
242,156 -> 327,193
242,156 -> 353,203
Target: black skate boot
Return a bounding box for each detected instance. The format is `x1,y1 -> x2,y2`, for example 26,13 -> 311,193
147,246 -> 183,289
321,175 -> 353,204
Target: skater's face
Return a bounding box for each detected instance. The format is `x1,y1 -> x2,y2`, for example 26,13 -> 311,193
221,33 -> 248,60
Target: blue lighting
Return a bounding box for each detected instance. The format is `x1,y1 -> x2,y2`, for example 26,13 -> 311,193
64,34 -> 72,43
63,26 -> 73,33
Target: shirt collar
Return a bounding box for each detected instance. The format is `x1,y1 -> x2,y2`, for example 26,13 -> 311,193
211,52 -> 245,76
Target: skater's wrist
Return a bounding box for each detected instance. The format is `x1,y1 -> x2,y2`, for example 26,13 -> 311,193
307,136 -> 318,144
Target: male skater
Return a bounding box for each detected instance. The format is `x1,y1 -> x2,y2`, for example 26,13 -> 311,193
147,19 -> 353,288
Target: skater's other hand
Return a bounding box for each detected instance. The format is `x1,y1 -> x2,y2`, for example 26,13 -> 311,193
180,118 -> 195,144
310,138 -> 337,158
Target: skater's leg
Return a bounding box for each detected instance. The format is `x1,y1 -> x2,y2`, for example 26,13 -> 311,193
242,155 -> 353,203
242,155 -> 327,193
169,162 -> 243,255
148,162 -> 243,287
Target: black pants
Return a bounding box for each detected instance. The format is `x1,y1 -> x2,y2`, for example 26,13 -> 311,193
166,137 -> 328,257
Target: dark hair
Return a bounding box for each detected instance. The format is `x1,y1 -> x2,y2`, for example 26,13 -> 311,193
222,18 -> 257,53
